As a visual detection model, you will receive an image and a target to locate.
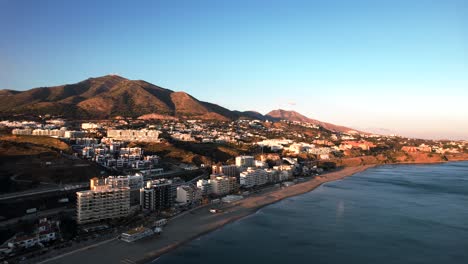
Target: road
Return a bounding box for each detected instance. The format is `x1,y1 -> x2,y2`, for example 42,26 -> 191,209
0,207 -> 75,227
0,184 -> 88,201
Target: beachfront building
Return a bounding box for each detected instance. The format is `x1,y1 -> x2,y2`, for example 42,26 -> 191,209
212,165 -> 238,177
240,167 -> 268,188
210,175 -> 239,196
196,179 -> 213,196
106,174 -> 145,206
140,179 -> 173,212
273,165 -> 294,180
235,156 -> 255,168
76,178 -> 131,224
176,185 -> 202,205
120,227 -> 154,243
264,169 -> 280,183
6,218 -> 59,250
107,129 -> 160,142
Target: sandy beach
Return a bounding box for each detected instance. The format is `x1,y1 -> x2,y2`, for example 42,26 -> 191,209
41,165 -> 374,264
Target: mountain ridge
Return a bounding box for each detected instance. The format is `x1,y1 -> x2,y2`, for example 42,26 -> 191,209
0,75 -> 361,133
265,109 -> 359,133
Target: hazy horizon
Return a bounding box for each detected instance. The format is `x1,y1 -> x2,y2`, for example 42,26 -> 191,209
1,0 -> 467,140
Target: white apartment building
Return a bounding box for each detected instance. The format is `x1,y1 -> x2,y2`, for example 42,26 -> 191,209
196,179 -> 213,196
176,185 -> 202,204
32,129 -> 66,137
107,129 -> 160,142
120,147 -> 143,156
235,156 -> 255,167
11,128 -> 33,135
106,174 -> 144,190
76,178 -> 130,224
273,165 -> 294,181
210,175 -> 238,196
81,122 -> 101,130
240,167 -> 268,188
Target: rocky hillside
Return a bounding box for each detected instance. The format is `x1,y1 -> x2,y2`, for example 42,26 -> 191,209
266,109 -> 360,133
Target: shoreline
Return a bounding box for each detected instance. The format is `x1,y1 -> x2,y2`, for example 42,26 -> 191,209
138,165 -> 375,264
40,160 -> 468,264
40,165 -> 374,264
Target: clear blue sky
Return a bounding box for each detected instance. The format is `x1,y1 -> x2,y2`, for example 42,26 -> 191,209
1,0 -> 467,139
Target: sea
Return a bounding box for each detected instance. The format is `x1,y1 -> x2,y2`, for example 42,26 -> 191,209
156,162 -> 468,264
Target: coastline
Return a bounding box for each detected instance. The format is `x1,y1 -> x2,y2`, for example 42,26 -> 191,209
41,165 -> 374,264
137,165 -> 376,264
39,160 -> 468,264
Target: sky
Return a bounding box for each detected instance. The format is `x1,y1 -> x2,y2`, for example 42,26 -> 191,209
0,0 -> 467,139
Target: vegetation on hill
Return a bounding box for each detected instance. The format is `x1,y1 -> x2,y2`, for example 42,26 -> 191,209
0,135 -> 70,156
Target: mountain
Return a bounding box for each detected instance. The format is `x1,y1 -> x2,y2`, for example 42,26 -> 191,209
266,109 -> 360,133
0,75 -> 364,133
0,75 -> 237,120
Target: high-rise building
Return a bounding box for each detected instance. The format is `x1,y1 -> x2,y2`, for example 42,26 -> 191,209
140,179 -> 173,212
106,174 -> 144,190
240,167 -> 268,188
196,179 -> 213,196
76,178 -> 130,224
210,175 -> 239,196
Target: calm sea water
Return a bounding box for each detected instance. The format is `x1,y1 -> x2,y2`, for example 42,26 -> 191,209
156,162 -> 468,264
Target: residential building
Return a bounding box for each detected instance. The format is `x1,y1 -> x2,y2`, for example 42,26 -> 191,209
106,174 -> 144,190
235,156 -> 255,167
7,218 -> 59,249
212,165 -> 238,177
176,185 -> 202,204
81,122 -> 101,130
107,129 -> 160,142
196,179 -> 213,196
76,178 -> 130,224
240,167 -> 268,188
11,128 -> 32,135
32,129 -> 66,137
210,175 -> 239,196
140,179 -> 173,212
273,165 -> 294,180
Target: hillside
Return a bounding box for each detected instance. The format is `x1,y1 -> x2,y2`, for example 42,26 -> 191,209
266,109 -> 360,133
0,75 -> 235,120
0,75 -> 363,133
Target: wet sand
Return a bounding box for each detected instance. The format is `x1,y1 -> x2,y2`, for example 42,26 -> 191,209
41,165 -> 374,264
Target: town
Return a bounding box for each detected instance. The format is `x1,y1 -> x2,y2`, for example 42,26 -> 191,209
0,116 -> 467,263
